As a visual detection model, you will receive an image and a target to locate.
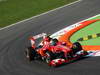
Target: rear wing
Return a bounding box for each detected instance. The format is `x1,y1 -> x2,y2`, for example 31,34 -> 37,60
29,33 -> 47,48
33,33 -> 47,39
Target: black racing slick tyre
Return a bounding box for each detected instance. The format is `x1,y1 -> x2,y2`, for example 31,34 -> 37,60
25,47 -> 36,61
72,42 -> 82,54
45,51 -> 54,63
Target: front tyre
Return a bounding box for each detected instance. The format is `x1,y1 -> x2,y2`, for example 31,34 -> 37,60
45,51 -> 54,63
72,42 -> 82,54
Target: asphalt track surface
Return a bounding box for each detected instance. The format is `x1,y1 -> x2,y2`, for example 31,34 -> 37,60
0,0 -> 100,75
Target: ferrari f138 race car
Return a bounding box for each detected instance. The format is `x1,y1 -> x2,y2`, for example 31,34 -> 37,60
25,33 -> 88,67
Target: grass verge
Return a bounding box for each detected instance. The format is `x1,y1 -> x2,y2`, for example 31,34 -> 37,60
0,0 -> 76,27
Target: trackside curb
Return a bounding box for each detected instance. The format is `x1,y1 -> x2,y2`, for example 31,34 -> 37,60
58,19 -> 100,50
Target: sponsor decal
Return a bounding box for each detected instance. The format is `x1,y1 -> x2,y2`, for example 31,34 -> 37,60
86,51 -> 100,56
51,23 -> 81,38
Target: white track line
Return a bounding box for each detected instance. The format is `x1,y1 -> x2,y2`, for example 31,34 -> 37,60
0,0 -> 82,31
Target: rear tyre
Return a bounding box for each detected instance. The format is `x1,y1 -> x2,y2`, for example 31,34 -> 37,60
25,47 -> 36,61
72,42 -> 82,54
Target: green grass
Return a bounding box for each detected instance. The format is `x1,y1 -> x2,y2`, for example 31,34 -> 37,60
70,16 -> 100,45
0,0 -> 76,27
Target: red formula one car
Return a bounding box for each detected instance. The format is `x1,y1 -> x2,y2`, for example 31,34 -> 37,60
25,33 -> 88,67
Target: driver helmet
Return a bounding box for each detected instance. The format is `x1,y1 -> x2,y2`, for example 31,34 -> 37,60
50,38 -> 58,46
